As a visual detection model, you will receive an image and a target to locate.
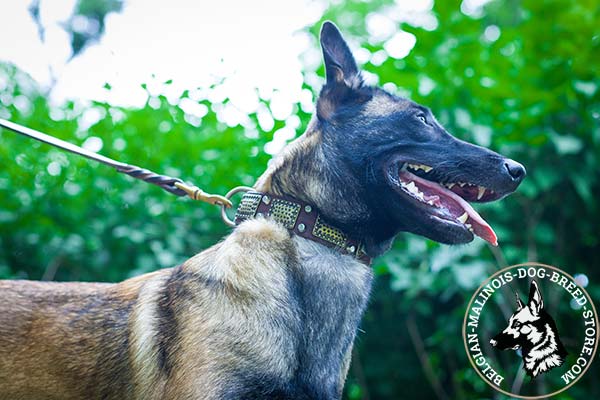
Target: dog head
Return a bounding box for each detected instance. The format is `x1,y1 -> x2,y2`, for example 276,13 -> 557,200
489,280 -> 544,351
256,22 -> 525,255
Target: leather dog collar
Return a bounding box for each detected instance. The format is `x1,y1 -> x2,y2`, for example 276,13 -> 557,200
234,191 -> 371,265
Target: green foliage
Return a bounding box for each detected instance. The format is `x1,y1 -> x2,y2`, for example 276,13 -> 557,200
1,0 -> 599,399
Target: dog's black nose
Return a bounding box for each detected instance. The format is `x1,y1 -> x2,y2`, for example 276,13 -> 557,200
504,159 -> 526,182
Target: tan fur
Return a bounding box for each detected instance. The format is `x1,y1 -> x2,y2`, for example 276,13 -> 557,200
129,272 -> 170,399
1,212 -> 359,399
256,121 -> 369,225
254,118 -> 320,195
159,219 -> 302,399
362,92 -> 408,117
0,279 -> 140,399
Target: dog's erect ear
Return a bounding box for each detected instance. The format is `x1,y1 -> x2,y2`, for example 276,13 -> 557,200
527,280 -> 544,316
515,292 -> 525,310
317,21 -> 367,120
320,21 -> 360,87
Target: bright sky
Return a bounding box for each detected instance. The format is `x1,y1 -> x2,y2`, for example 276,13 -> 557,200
0,0 -> 489,151
1,0 -> 324,108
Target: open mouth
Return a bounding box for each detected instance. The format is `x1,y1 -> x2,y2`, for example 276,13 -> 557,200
387,162 -> 500,246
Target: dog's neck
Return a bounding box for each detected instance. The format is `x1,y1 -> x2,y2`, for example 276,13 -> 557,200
290,233 -> 373,391
234,190 -> 371,264
254,121 -> 397,258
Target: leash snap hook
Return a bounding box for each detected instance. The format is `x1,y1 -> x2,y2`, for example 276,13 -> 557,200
220,186 -> 254,227
174,182 -> 233,208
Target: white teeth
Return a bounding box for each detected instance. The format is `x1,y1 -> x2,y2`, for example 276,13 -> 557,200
466,223 -> 474,232
458,182 -> 466,187
401,180 -> 431,204
477,186 -> 486,200
446,183 -> 455,189
406,163 -> 433,173
457,212 -> 468,224
404,181 -> 420,196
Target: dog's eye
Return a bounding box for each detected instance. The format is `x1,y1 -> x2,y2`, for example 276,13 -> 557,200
417,114 -> 432,126
513,322 -> 521,329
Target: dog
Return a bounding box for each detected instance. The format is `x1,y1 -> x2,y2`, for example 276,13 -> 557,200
0,21 -> 525,399
490,280 -> 567,378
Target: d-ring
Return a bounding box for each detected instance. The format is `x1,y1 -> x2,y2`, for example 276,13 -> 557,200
221,186 -> 254,227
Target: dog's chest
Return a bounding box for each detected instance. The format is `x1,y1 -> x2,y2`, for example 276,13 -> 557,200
284,237 -> 373,398
171,222 -> 373,399
216,237 -> 373,399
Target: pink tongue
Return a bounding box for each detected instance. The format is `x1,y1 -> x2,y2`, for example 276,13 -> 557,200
401,172 -> 498,246
446,190 -> 498,246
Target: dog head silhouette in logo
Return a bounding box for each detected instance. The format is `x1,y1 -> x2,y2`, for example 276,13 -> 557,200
489,280 -> 568,378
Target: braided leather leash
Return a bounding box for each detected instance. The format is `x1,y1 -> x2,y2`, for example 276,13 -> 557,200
1,119 -> 371,264
0,118 -> 231,208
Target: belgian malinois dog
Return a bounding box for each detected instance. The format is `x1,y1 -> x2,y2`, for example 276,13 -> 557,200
0,22 -> 525,399
490,280 -> 567,378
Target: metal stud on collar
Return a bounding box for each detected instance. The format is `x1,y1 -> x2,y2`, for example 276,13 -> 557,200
221,186 -> 254,227
232,190 -> 372,265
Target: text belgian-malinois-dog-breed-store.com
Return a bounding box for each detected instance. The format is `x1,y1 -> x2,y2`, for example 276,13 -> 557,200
0,22 -> 525,399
